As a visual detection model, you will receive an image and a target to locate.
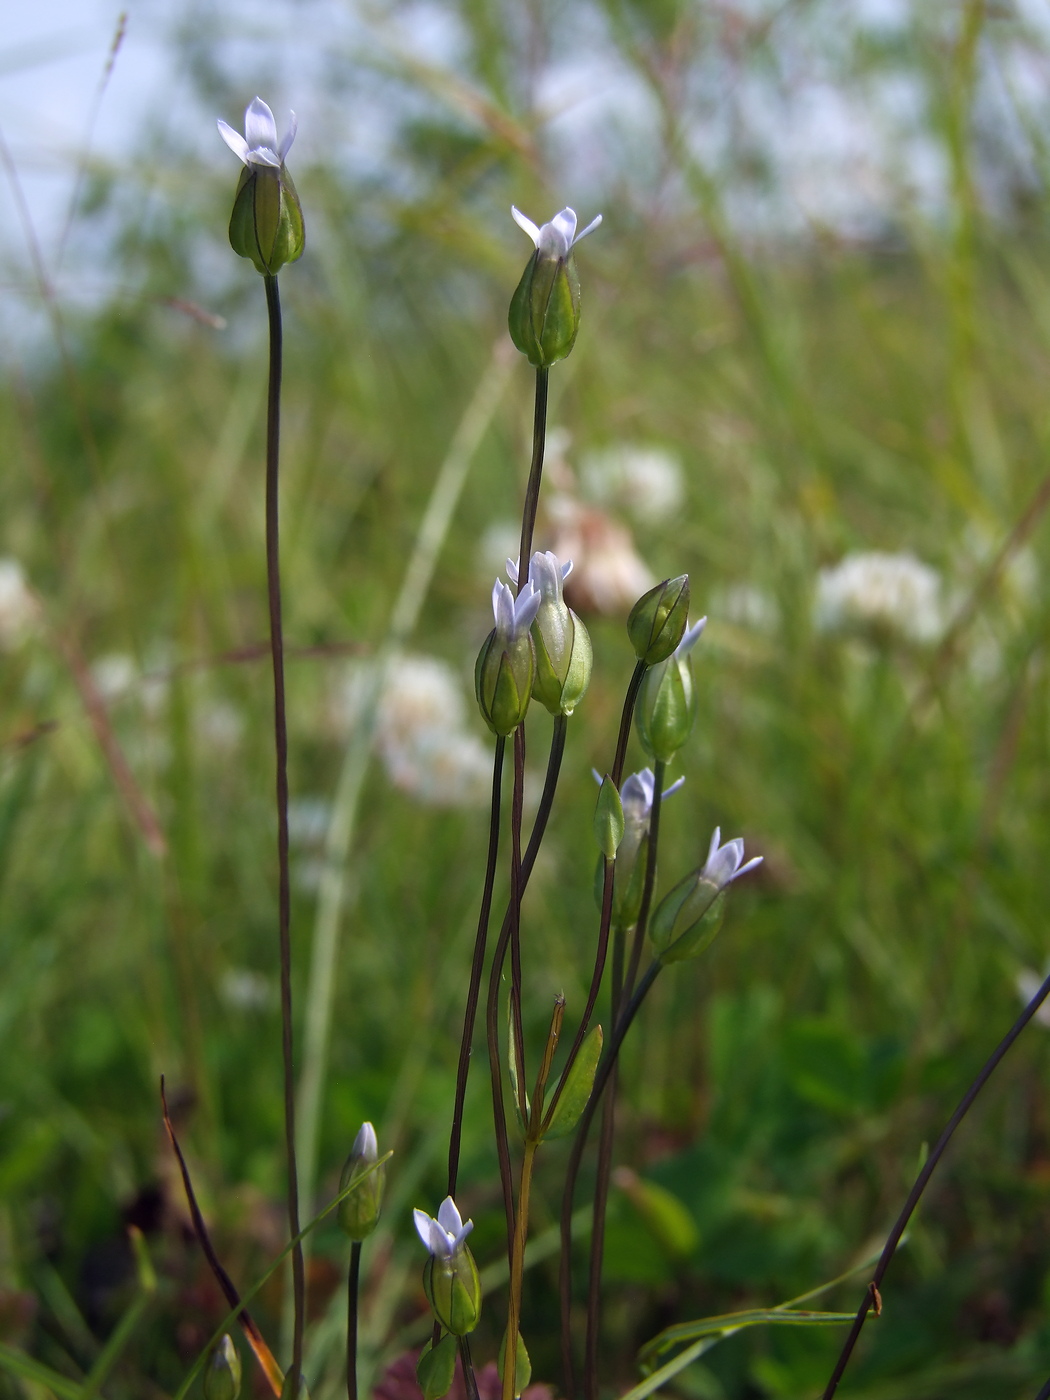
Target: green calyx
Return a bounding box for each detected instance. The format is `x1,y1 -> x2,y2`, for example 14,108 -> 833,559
649,873 -> 725,964
337,1150 -> 384,1243
475,629 -> 535,736
423,1246 -> 482,1336
532,606 -> 592,716
636,653 -> 697,763
627,576 -> 690,666
228,163 -> 305,276
508,249 -> 582,368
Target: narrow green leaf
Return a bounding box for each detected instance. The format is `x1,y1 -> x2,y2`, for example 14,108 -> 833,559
0,1342 -> 82,1400
498,1328 -> 532,1397
507,993 -> 529,1132
542,1025 -> 603,1139
638,1309 -> 855,1370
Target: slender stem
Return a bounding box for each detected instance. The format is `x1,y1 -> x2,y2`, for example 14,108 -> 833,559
503,1138 -> 539,1400
612,661 -> 648,786
509,727 -> 528,1122
487,717 -> 567,1246
584,926 -> 626,1400
1035,1377 -> 1050,1400
515,367 -> 549,586
561,961 -> 662,1399
623,759 -> 665,1004
821,966 -> 1050,1399
459,1337 -> 481,1400
346,1243 -> 361,1400
264,272 -> 305,1386
447,738 -> 506,1197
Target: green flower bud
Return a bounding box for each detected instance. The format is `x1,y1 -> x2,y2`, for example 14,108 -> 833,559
627,576 -> 690,665
337,1121 -> 384,1242
204,1336 -> 241,1400
218,99 -> 305,277
508,206 -> 602,368
475,579 -> 540,736
593,774 -> 625,859
512,552 -> 594,716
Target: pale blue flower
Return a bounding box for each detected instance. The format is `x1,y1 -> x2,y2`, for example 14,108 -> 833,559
701,828 -> 762,891
491,577 -> 540,643
218,96 -> 297,168
511,206 -> 602,260
413,1197 -> 474,1259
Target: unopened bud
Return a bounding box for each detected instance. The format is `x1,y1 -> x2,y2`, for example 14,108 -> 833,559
337,1121 -> 384,1242
627,576 -> 690,666
593,774 -> 624,859
204,1336 -> 241,1400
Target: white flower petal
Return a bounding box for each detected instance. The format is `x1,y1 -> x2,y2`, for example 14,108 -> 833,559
511,206 -> 541,245
278,110 -> 298,160
505,557 -> 519,586
453,1218 -> 475,1251
551,207 -> 577,245
437,1196 -> 464,1237
413,1209 -> 436,1251
217,119 -> 249,165
245,96 -> 278,153
676,617 -> 707,657
728,855 -> 763,883
429,1219 -> 453,1256
248,148 -> 282,168
707,827 -> 721,864
572,212 -> 603,245
662,776 -> 685,799
514,580 -> 541,634
352,1121 -> 377,1160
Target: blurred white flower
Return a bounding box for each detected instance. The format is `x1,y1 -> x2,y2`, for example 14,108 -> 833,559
814,551 -> 944,642
580,444 -> 685,525
334,655 -> 493,807
0,559 -> 40,650
1016,966 -> 1050,1028
91,653 -> 138,700
196,698 -> 244,755
219,967 -> 275,1011
714,582 -> 779,633
546,494 -> 655,616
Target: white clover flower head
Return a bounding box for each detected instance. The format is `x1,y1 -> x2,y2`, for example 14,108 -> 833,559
675,617 -> 707,659
352,1121 -> 378,1162
814,551 -> 943,643
217,96 -> 297,168
413,1196 -> 474,1258
507,550 -> 573,605
511,206 -> 602,260
701,827 -> 762,892
491,577 -> 541,643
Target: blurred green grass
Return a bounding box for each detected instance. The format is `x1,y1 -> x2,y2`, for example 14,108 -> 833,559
5,2 -> 1050,1397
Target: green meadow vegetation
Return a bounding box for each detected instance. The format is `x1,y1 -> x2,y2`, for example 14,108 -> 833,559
4,1 -> 1050,1396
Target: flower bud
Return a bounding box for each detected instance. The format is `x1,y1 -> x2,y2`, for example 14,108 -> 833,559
204,1336 -> 241,1400
627,576 -> 690,665
593,774 -> 624,859
649,874 -> 725,964
475,579 -> 540,736
507,207 -> 601,368
422,1247 -> 482,1336
218,99 -> 305,277
337,1121 -> 384,1242
515,553 -> 593,716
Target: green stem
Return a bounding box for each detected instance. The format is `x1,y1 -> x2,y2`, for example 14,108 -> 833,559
503,1139 -> 539,1400
346,1243 -> 361,1400
447,738 -> 506,1197
623,758 -> 666,1006
264,271 -> 305,1387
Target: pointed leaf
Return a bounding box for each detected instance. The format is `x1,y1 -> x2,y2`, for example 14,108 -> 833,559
497,1328 -> 532,1398
543,1025 -> 603,1140
416,1333 -> 457,1400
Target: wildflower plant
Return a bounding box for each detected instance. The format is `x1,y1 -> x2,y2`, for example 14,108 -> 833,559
138,97 -> 1050,1400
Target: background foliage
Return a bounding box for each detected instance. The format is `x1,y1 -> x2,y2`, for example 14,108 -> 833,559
4,1 -> 1050,1396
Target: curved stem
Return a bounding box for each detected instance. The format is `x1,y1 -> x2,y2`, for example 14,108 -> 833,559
264,272 -> 305,1385
346,1243 -> 361,1400
560,961 -> 662,1398
515,367 -> 549,587
612,661 -> 647,787
487,717 -> 567,1247
447,738 -> 506,1198
821,966 -> 1050,1398
623,759 -> 665,1004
